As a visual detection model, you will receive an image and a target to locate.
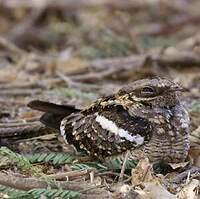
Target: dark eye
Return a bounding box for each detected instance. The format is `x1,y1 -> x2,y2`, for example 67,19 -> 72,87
141,86 -> 155,93
118,89 -> 127,96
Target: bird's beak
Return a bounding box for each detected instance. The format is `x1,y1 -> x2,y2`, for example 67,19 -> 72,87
171,85 -> 188,92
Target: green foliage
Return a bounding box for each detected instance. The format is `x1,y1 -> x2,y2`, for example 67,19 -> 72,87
0,185 -> 80,199
106,158 -> 138,171
0,147 -> 41,175
71,162 -> 107,172
95,30 -> 133,57
139,36 -> 176,49
0,185 -> 34,199
0,147 -> 137,175
189,100 -> 200,112
28,188 -> 80,199
79,29 -> 133,58
71,158 -> 137,172
27,153 -> 76,165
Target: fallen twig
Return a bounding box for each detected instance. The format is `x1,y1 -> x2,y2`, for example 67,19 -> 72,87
0,172 -> 111,199
0,123 -> 55,139
91,55 -> 144,71
47,168 -> 96,181
2,117 -> 40,123
118,151 -> 130,182
0,0 -> 178,11
0,121 -> 40,128
0,82 -> 44,90
91,50 -> 200,73
97,171 -> 130,179
56,71 -> 101,90
155,50 -> 200,67
170,167 -> 200,185
164,167 -> 200,193
132,15 -> 200,36
0,88 -> 42,97
0,36 -> 26,56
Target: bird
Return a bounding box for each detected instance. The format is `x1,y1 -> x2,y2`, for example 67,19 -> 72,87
28,77 -> 190,163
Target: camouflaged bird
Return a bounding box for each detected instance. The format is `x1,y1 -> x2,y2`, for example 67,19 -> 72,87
28,77 -> 190,163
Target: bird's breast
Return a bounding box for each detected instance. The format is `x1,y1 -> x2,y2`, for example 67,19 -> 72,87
144,105 -> 190,163
144,133 -> 189,163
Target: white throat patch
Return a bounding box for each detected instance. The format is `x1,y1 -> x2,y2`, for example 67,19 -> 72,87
95,114 -> 144,145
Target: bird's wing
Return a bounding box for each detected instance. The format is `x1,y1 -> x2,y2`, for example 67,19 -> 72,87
61,96 -> 153,159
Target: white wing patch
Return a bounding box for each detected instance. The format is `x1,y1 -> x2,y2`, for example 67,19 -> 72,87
60,120 -> 66,136
60,120 -> 69,144
95,114 -> 144,145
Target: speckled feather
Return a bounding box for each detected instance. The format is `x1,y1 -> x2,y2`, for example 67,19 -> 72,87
61,101 -> 152,160
29,77 -> 190,163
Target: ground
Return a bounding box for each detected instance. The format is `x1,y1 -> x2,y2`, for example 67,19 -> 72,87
0,0 -> 199,198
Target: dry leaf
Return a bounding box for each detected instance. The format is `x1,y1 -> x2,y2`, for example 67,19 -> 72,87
136,182 -> 176,199
93,176 -> 102,186
112,184 -> 143,199
189,147 -> 200,167
190,126 -> 200,147
176,179 -> 200,199
56,57 -> 89,75
168,161 -> 190,170
131,158 -> 153,185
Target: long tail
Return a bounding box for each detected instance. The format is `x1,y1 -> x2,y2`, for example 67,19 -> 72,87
28,100 -> 81,130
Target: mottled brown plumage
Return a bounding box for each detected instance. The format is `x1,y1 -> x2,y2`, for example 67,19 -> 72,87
28,77 -> 190,163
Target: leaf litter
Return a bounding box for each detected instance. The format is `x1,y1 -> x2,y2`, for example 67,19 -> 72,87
0,0 -> 199,198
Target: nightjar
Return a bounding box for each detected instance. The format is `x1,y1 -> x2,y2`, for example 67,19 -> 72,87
28,77 -> 190,163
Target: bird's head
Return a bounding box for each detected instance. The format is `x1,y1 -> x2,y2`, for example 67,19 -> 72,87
116,77 -> 185,108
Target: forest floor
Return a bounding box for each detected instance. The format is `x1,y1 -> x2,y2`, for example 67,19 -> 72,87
0,0 -> 199,198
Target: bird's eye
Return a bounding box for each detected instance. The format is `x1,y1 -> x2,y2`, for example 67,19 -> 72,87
141,86 -> 155,93
117,89 -> 127,96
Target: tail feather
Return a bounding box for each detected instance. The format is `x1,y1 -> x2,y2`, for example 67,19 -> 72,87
28,100 -> 81,130
28,100 -> 80,114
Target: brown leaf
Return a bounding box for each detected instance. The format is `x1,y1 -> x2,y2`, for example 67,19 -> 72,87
138,182 -> 176,199
176,179 -> 200,199
56,57 -> 89,75
168,161 -> 190,170
189,147 -> 200,167
131,158 -> 153,186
